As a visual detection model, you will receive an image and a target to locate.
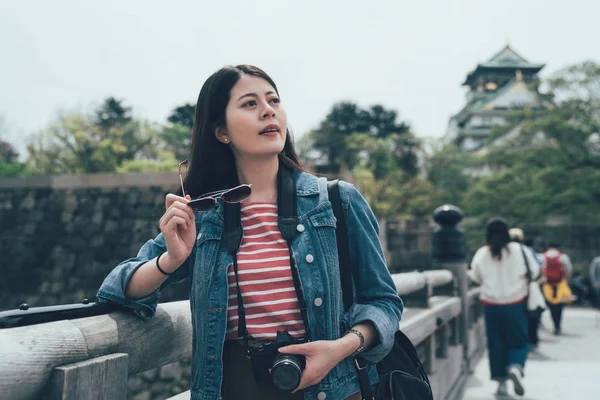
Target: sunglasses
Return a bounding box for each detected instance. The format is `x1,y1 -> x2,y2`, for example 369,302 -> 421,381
178,160 -> 252,211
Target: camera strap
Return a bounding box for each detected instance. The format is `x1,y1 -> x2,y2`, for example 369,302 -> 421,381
224,160 -> 310,350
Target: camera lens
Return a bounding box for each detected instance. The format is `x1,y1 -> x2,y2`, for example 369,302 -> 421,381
271,355 -> 302,392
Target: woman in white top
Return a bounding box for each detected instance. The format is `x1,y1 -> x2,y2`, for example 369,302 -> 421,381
469,218 -> 540,397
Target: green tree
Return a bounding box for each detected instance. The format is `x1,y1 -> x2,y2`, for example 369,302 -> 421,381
345,132 -> 420,179
26,97 -> 166,175
0,115 -> 18,163
160,124 -> 191,162
95,97 -> 132,132
304,102 -> 427,219
0,159 -> 26,177
0,139 -> 18,164
353,167 -> 440,219
295,131 -> 320,166
168,103 -> 195,129
117,149 -> 178,173
0,139 -> 26,177
311,102 -> 414,171
343,132 -> 437,218
425,142 -> 476,206
0,116 -> 27,177
155,103 -> 196,162
26,113 -> 158,174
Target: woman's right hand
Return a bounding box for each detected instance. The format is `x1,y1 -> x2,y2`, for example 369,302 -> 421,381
159,194 -> 196,271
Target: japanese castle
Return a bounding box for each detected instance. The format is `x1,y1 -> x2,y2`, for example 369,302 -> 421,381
446,45 -> 550,152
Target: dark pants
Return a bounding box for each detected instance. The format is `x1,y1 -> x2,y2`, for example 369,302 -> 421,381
548,303 -> 564,331
527,314 -> 540,345
221,341 -> 304,400
593,287 -> 600,308
483,302 -> 529,381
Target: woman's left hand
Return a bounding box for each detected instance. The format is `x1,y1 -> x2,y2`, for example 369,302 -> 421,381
278,340 -> 349,393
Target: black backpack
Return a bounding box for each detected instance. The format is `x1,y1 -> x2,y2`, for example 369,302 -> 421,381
327,180 -> 434,400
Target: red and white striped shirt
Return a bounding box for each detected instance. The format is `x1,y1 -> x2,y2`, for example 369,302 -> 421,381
225,203 -> 306,341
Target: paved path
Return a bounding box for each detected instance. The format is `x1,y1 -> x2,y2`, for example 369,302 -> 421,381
462,307 -> 600,400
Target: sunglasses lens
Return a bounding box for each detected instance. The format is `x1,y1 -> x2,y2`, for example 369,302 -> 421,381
222,185 -> 252,203
187,197 -> 215,211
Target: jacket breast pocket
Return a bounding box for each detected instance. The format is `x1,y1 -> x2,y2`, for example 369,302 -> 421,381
194,226 -> 221,279
309,206 -> 339,265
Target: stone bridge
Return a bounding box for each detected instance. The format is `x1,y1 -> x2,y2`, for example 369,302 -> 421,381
0,174 -> 598,400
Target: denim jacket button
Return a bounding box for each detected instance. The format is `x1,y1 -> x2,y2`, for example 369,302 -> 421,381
305,254 -> 314,263
317,392 -> 326,400
314,297 -> 323,307
296,224 -> 305,232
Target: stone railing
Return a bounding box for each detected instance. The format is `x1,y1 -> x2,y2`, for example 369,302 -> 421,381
0,272 -> 484,400
0,205 -> 483,400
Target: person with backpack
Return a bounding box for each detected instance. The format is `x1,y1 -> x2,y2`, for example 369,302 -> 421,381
542,243 -> 574,335
96,65 -> 404,400
509,229 -> 545,350
470,218 -> 539,397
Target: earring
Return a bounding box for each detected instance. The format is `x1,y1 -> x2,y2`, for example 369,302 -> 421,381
223,138 -> 229,143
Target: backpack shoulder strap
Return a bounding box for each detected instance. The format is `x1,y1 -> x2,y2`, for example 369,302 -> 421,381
327,179 -> 353,312
327,180 -> 375,400
520,245 -> 532,283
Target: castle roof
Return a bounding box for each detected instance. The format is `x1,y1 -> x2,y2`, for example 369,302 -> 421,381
463,45 -> 545,86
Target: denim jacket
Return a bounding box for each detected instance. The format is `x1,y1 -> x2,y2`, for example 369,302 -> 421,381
97,171 -> 403,400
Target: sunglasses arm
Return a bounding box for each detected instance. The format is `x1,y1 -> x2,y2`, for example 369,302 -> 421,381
179,174 -> 186,197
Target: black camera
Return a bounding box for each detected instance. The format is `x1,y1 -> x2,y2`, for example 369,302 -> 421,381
248,330 -> 307,392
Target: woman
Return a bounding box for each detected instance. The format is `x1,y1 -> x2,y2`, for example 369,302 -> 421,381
542,242 -> 574,335
97,65 -> 403,400
469,218 -> 539,397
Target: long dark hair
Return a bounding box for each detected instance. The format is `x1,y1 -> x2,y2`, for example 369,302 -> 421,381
486,217 -> 510,260
181,65 -> 304,198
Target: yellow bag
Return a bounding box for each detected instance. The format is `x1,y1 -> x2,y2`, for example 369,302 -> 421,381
543,279 -> 574,305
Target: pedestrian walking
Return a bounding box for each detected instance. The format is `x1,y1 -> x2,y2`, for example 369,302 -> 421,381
470,218 -> 539,397
542,243 -> 574,335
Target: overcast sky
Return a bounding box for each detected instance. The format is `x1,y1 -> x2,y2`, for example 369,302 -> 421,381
1,0 -> 599,156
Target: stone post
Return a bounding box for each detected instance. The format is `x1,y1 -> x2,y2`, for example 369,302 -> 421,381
431,204 -> 471,371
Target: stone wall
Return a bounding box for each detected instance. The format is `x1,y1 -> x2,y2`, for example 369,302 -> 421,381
128,358 -> 192,400
0,173 -> 191,399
